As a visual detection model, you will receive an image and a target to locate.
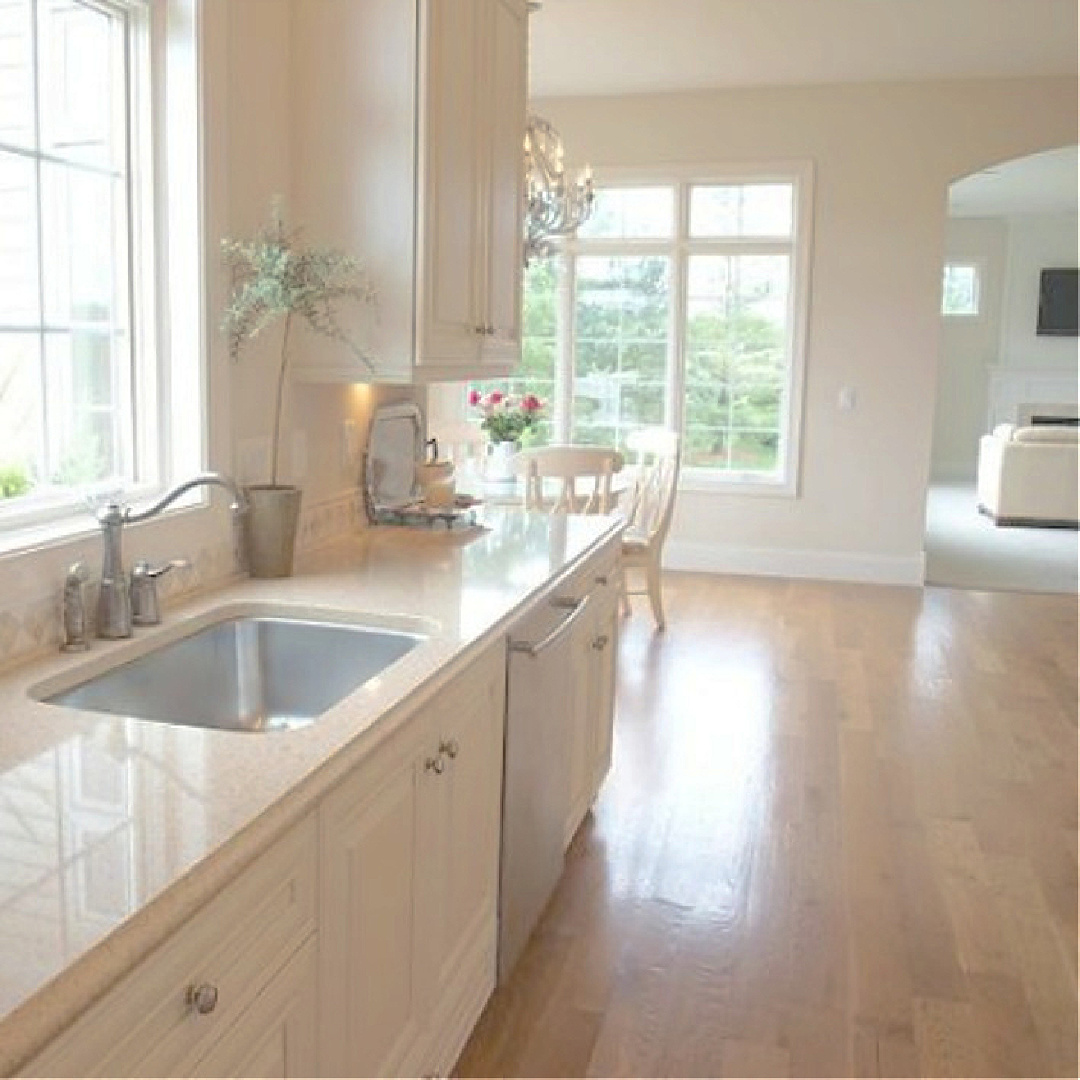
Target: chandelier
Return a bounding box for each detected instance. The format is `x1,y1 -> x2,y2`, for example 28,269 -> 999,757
523,113 -> 595,264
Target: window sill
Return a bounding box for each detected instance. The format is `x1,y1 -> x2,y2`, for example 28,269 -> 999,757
0,492 -> 210,563
678,475 -> 797,498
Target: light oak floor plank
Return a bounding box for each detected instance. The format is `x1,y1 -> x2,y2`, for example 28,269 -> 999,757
456,573 -> 1078,1078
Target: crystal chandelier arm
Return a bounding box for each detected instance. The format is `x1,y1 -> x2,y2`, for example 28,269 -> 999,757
523,113 -> 596,265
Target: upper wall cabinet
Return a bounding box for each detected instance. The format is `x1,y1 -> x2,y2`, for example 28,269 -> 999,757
291,0 -> 528,384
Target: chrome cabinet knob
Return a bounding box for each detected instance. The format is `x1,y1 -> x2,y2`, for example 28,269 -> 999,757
187,982 -> 219,1015
595,574 -> 609,586
425,755 -> 445,775
439,738 -> 459,759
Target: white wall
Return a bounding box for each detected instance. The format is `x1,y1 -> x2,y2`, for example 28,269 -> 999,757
224,0 -> 398,504
999,212 -> 1080,370
931,217 -> 1008,480
537,77 -> 1075,583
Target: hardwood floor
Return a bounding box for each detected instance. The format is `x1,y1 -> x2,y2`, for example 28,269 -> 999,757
456,573 -> 1079,1078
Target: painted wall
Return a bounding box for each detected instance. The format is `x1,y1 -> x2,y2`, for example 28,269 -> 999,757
999,212 -> 1080,370
537,77 -> 1076,582
931,217 -> 1008,480
224,0 -> 390,502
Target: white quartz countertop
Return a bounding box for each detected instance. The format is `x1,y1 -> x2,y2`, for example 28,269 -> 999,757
0,509 -> 622,1074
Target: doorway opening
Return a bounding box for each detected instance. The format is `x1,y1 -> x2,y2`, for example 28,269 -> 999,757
925,146 -> 1078,594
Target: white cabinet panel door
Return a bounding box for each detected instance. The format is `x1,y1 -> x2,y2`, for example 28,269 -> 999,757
481,0 -> 527,364
191,939 -> 318,1079
318,726 -> 432,1078
418,0 -> 484,369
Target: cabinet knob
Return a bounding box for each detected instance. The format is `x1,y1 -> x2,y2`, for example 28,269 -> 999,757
439,738 -> 460,759
485,325 -> 496,336
187,982 -> 219,1015
425,755 -> 446,775
595,574 -> 609,586
592,634 -> 609,651
474,324 -> 486,336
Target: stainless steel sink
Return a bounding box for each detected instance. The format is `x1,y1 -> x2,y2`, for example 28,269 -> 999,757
44,615 -> 424,732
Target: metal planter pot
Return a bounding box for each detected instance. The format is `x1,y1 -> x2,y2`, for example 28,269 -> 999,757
244,485 -> 302,578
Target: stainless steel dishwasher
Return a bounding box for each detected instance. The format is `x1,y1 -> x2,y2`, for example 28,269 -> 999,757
498,591 -> 591,982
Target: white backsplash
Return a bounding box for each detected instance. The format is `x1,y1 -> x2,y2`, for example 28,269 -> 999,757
0,490 -> 365,672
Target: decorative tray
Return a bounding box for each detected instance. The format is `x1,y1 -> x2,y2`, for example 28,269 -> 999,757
369,494 -> 484,530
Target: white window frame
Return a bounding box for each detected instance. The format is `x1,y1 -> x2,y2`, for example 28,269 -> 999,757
0,0 -> 204,551
941,260 -> 982,318
536,161 -> 814,497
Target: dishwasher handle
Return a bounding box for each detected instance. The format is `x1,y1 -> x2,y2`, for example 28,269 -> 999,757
510,595 -> 591,658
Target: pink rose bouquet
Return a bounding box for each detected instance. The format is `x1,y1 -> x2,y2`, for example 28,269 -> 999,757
468,388 -> 545,443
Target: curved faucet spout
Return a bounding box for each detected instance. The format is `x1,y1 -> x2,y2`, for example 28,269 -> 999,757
123,473 -> 248,524
94,473 -> 247,639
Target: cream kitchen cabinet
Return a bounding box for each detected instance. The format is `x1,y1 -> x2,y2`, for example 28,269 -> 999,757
291,0 -> 527,384
317,639 -> 506,1078
424,644 -> 507,1073
564,551 -> 622,848
588,574 -> 620,796
22,643 -> 506,1080
189,940 -> 318,1079
24,816 -> 318,1079
317,712 -> 432,1078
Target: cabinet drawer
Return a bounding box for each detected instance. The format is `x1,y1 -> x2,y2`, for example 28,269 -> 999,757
565,540 -> 622,603
26,814 -> 317,1078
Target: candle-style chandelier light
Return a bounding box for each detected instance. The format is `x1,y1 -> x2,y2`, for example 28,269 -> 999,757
522,113 -> 595,264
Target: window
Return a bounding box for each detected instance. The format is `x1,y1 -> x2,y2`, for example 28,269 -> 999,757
0,0 -> 196,537
477,169 -> 811,490
942,262 -> 980,316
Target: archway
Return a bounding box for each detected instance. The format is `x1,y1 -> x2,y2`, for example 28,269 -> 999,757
924,146 -> 1078,593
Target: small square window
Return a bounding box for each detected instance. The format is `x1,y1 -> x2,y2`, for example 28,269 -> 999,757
942,263 -> 980,316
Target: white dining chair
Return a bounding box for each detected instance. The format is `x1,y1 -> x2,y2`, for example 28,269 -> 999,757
620,428 -> 681,631
513,445 -> 625,515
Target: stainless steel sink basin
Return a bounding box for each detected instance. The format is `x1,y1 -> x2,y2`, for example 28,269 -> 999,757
44,615 -> 424,732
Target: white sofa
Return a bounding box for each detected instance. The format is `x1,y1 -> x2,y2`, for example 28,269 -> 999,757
976,423 -> 1080,526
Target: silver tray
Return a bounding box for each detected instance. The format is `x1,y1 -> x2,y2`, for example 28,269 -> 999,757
371,496 -> 482,530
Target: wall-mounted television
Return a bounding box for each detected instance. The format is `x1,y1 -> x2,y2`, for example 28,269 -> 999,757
1036,267 -> 1078,337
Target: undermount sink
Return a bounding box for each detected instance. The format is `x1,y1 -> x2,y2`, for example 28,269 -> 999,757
42,614 -> 424,732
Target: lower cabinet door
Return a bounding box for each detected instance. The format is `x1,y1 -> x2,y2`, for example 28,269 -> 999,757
424,645 -> 505,1068
590,589 -> 620,794
191,937 -> 317,1079
317,721 -> 432,1079
564,587 -> 596,848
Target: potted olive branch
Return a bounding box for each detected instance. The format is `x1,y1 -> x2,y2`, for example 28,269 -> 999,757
222,201 -> 376,577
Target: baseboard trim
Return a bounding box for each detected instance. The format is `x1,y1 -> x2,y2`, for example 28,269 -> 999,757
664,540 -> 926,586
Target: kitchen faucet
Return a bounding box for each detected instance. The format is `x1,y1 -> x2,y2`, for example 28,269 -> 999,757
95,473 -> 248,639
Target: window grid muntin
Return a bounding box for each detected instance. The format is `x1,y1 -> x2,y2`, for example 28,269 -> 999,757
0,0 -> 146,521
477,169 -> 809,489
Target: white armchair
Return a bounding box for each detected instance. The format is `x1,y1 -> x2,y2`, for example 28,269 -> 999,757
976,423 -> 1079,526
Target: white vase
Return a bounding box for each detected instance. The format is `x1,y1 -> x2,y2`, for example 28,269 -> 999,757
485,440 -> 519,484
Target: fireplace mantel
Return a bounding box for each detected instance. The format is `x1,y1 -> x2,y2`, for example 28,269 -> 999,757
986,366 -> 1079,428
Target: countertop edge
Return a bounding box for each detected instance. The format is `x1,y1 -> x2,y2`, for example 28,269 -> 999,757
2,516 -> 625,1076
